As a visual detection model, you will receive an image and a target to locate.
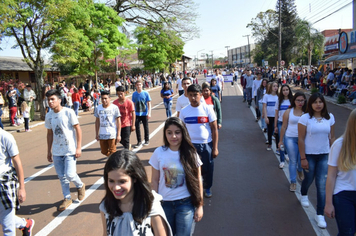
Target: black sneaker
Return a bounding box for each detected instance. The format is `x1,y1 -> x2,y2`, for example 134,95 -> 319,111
134,142 -> 142,148
144,141 -> 149,146
20,219 -> 35,236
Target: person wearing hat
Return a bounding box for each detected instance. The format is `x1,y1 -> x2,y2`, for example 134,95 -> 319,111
24,84 -> 36,121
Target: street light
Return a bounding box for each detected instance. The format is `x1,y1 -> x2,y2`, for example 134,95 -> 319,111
243,35 -> 251,66
196,49 -> 204,68
225,46 -> 230,68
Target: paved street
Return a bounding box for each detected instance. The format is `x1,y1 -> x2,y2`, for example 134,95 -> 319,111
3,76 -> 353,235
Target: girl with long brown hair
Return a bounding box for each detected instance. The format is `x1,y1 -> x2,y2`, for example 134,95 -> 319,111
150,117 -> 203,235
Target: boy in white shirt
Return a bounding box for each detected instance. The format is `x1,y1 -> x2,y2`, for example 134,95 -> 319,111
94,90 -> 121,156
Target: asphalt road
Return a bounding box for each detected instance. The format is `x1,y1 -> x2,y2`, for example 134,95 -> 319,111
3,75 -> 353,235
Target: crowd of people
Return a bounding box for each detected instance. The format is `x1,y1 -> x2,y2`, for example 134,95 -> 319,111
1,66 -> 356,236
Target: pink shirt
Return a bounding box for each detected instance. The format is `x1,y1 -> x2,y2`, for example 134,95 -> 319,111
113,98 -> 135,128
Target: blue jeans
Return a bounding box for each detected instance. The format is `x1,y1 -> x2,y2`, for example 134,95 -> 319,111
0,202 -> 26,235
277,121 -> 285,162
162,197 -> 195,236
301,153 -> 328,215
246,87 -> 252,105
333,191 -> 356,236
53,155 -> 83,200
193,142 -> 214,189
284,136 -> 302,183
258,101 -> 265,129
164,100 -> 173,117
73,101 -> 79,116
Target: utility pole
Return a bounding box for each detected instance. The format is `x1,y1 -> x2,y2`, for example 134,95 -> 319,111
211,50 -> 214,69
243,35 -> 251,66
225,46 -> 230,68
278,0 -> 282,75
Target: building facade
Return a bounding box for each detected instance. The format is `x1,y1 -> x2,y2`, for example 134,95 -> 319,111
227,44 -> 256,68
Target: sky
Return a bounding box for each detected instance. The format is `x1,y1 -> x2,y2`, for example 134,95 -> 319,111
0,0 -> 353,60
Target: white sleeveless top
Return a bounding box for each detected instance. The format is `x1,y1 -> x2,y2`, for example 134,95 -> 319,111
285,108 -> 301,138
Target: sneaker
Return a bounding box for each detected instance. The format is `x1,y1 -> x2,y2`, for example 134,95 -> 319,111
300,195 -> 309,208
204,188 -> 212,198
20,219 -> 35,236
315,215 -> 327,228
289,183 -> 296,192
297,171 -> 305,182
265,140 -> 269,144
267,145 -> 271,151
26,129 -> 32,132
275,150 -> 280,155
279,162 -> 285,169
143,141 -> 149,146
77,183 -> 85,201
285,155 -> 289,162
263,128 -> 267,133
242,99 -> 246,103
58,198 -> 72,212
134,142 -> 142,148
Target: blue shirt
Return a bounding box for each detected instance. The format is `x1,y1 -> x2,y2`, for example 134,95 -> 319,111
132,90 -> 151,116
161,89 -> 173,103
211,86 -> 220,98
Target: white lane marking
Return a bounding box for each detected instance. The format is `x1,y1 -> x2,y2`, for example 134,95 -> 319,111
24,91 -> 172,185
35,177 -> 104,236
35,110 -> 175,236
238,83 -> 330,236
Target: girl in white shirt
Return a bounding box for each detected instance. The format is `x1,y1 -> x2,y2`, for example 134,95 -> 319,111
298,93 -> 335,229
278,92 -> 306,192
274,85 -> 293,168
263,81 -> 279,151
325,109 -> 356,235
150,117 -> 203,235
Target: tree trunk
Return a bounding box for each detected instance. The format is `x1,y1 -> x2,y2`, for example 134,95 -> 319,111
34,65 -> 45,120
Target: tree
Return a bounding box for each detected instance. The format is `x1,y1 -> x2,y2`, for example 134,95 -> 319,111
295,19 -> 324,67
52,1 -> 127,84
246,9 -> 278,43
3,0 -> 81,120
107,0 -> 199,40
134,23 -> 184,72
276,0 -> 298,66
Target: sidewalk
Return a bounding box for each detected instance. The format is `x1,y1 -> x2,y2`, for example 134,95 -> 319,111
289,84 -> 355,111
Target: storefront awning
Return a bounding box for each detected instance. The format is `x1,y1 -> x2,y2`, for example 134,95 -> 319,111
325,51 -> 356,63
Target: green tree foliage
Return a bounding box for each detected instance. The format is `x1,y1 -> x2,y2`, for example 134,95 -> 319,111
134,23 -> 184,72
246,9 -> 278,43
276,0 -> 298,66
108,0 -> 199,40
3,0 -> 80,120
295,19 -> 324,67
52,1 -> 127,83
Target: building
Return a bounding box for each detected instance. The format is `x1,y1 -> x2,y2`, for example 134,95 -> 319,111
324,29 -> 356,69
174,55 -> 192,72
227,44 -> 256,68
0,56 -> 59,85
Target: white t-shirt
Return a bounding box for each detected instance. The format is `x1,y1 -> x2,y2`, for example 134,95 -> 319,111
275,99 -> 291,122
262,94 -> 278,117
252,79 -> 262,97
176,78 -> 183,91
94,104 -> 121,140
213,74 -> 224,89
0,129 -> 19,175
175,94 -> 205,113
298,113 -> 335,154
23,108 -> 30,118
328,137 -> 356,195
149,146 -> 202,201
285,108 -> 302,138
179,103 -> 216,143
45,107 -> 79,156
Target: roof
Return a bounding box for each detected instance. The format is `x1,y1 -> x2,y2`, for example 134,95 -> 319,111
0,56 -> 58,72
325,52 -> 356,63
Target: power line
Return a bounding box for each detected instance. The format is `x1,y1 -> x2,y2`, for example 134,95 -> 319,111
305,0 -> 350,22
299,0 -> 333,19
312,0 -> 353,24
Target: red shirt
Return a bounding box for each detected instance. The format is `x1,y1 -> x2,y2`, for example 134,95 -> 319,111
78,88 -> 86,98
72,92 -> 80,102
113,98 -> 135,128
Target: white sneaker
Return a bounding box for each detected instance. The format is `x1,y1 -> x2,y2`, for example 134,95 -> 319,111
315,215 -> 327,228
301,195 -> 309,207
279,162 -> 285,169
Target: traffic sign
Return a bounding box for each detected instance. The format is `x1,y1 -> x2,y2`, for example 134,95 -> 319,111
281,60 -> 285,66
